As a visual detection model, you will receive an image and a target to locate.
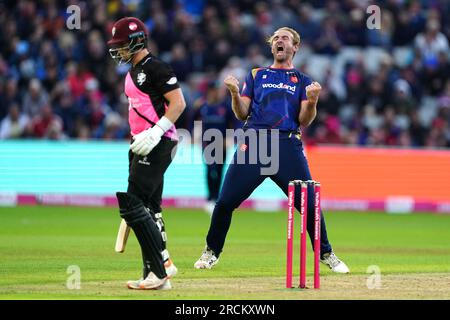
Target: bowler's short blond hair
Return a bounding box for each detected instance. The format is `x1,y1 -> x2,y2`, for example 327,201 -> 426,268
267,27 -> 301,47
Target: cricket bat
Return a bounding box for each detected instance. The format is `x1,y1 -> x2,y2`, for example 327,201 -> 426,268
115,219 -> 131,253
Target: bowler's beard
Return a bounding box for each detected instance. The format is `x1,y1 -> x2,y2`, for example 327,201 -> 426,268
274,54 -> 288,63
274,52 -> 292,63
273,47 -> 294,63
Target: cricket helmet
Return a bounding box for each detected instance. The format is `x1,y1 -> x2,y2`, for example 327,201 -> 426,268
107,17 -> 148,65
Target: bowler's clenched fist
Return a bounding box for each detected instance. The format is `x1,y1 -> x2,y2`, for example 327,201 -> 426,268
306,81 -> 321,103
224,75 -> 240,95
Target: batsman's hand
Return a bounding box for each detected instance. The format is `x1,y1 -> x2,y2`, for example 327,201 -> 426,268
224,75 -> 240,95
130,125 -> 164,156
306,81 -> 322,103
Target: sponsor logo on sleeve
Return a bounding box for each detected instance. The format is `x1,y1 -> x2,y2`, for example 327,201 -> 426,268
166,77 -> 178,85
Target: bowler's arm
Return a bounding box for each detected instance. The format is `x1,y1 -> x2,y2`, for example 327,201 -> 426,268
224,75 -> 251,121
231,93 -> 251,121
299,100 -> 317,127
299,81 -> 321,127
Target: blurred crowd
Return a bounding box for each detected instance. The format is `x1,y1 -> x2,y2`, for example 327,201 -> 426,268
0,0 -> 449,148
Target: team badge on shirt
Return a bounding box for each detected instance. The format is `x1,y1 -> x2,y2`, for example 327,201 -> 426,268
137,72 -> 146,85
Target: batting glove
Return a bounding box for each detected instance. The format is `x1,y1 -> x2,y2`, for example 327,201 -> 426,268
130,116 -> 173,156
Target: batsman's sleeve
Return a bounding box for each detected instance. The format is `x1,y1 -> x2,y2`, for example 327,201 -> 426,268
300,75 -> 313,101
241,70 -> 254,99
152,61 -> 181,95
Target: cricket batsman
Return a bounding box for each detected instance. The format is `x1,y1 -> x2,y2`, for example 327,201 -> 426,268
194,27 -> 349,274
108,17 -> 186,290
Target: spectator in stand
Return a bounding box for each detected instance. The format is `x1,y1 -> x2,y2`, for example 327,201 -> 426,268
367,10 -> 394,49
150,12 -> 177,54
254,2 -> 272,40
22,79 -> 49,118
408,110 -> 427,147
92,111 -> 128,140
344,60 -> 366,109
0,79 -> 21,120
271,0 -> 296,31
414,19 -> 449,68
408,0 -> 427,38
188,36 -> 208,73
314,16 -> 342,55
382,107 -> 403,146
438,80 -> 450,110
170,43 -> 191,82
393,12 -> 414,46
422,50 -> 450,95
244,44 -> 268,70
294,4 -> 320,47
343,9 -> 366,47
85,30 -> 108,83
53,83 -> 77,137
225,6 -> 249,57
83,78 -> 107,132
427,109 -> 449,147
0,0 -> 449,148
66,62 -> 95,100
392,79 -> 417,116
28,104 -> 64,139
0,103 -> 30,139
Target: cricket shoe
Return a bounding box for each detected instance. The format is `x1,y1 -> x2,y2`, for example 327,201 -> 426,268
320,252 -> 350,273
126,278 -> 143,290
127,260 -> 177,289
164,259 -> 178,278
139,272 -> 172,290
127,278 -> 171,290
194,246 -> 219,269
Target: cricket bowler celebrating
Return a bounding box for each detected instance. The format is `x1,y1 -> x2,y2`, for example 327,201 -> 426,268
194,27 -> 349,274
108,17 -> 185,290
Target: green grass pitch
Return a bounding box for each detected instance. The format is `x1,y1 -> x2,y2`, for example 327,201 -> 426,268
0,206 -> 449,299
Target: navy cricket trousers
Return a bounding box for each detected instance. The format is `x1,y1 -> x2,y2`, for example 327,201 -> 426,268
206,131 -> 333,256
